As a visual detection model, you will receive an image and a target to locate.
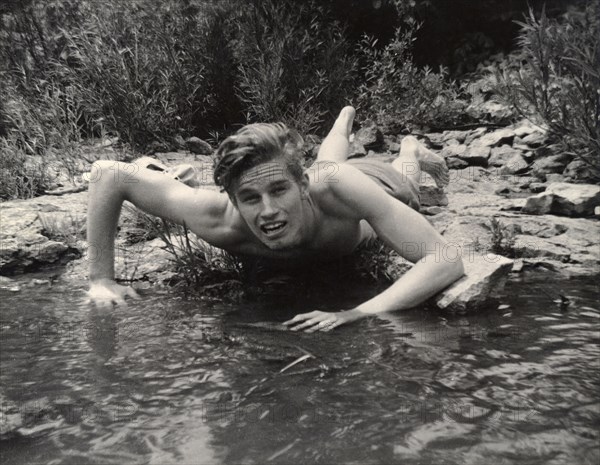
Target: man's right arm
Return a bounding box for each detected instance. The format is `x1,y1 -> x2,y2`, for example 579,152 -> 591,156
86,160 -> 229,304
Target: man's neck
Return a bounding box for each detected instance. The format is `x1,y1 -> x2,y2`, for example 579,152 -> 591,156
297,193 -> 321,249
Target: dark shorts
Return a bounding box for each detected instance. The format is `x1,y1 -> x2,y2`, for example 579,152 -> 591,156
345,158 -> 420,211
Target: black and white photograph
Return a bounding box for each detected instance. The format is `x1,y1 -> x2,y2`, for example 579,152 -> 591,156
1,0 -> 599,464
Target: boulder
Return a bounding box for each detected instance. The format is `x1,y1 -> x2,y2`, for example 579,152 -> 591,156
521,131 -> 547,148
423,133 -> 446,149
442,130 -> 470,144
545,173 -> 566,183
531,153 -> 572,179
459,145 -> 491,166
185,137 -> 213,155
522,182 -> 600,217
563,159 -> 598,182
513,121 -> 540,137
529,182 -> 546,193
498,153 -> 529,175
0,192 -> 88,274
468,100 -> 514,123
472,128 -> 515,148
441,144 -> 467,158
355,122 -> 383,150
421,206 -> 445,216
489,145 -> 522,167
447,158 -> 469,169
147,140 -> 172,154
464,127 -> 487,145
387,141 -> 401,153
173,134 -> 186,150
348,141 -> 367,158
435,254 -> 514,312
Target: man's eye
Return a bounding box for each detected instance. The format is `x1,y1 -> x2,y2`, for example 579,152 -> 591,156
272,186 -> 287,195
241,195 -> 259,204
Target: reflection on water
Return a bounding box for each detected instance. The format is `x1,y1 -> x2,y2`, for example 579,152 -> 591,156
1,271 -> 599,465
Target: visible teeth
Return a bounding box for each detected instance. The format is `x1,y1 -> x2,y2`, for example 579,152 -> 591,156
262,222 -> 285,232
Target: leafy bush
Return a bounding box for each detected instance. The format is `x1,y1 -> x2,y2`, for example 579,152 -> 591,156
356,22 -> 467,132
58,0 -> 228,151
493,3 -> 600,179
489,217 -> 516,257
0,136 -> 50,199
234,0 -> 358,134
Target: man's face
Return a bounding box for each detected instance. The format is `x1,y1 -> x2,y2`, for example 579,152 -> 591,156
232,161 -> 309,250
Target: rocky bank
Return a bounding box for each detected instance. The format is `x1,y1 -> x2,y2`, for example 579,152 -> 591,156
1,121 -> 598,311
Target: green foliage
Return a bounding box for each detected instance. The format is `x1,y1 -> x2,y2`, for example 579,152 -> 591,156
493,3 -> 600,178
59,0 -> 225,151
2,0 -> 596,200
235,0 -> 358,134
0,135 -> 50,199
133,209 -> 244,288
489,217 -> 516,257
356,22 -> 467,132
37,212 -> 85,245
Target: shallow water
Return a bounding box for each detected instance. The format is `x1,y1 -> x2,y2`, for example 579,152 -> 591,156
1,271 -> 599,465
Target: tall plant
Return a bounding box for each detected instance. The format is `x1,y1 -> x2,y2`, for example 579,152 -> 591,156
356,12 -> 465,132
234,0 -> 358,134
494,3 -> 599,178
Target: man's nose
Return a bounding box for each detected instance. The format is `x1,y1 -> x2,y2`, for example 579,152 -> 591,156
259,196 -> 278,218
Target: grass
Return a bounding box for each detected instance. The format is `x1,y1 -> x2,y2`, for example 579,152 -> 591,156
37,212 -> 86,245
488,217 -> 516,257
128,206 -> 244,288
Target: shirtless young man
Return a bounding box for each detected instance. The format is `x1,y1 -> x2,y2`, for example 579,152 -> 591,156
86,106 -> 464,332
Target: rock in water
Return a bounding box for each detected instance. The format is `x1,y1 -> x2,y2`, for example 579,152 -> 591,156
436,254 -> 514,312
0,392 -> 23,439
522,183 -> 600,217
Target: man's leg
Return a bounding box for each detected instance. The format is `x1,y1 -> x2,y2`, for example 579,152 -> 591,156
392,136 -> 449,188
315,106 -> 355,163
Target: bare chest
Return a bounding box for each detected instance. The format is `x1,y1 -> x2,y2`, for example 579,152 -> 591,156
228,216 -> 366,261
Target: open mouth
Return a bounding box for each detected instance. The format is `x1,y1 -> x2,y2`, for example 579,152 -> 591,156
260,221 -> 287,237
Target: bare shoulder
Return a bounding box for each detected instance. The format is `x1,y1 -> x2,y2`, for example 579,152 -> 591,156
307,161 -> 393,220
96,160 -> 238,246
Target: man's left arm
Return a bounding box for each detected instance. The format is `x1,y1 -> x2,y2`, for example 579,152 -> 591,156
284,164 -> 464,332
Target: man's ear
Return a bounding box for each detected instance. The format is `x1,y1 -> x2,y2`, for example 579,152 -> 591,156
300,171 -> 310,198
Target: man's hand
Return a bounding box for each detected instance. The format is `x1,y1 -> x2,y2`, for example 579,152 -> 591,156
86,278 -> 140,308
283,309 -> 365,333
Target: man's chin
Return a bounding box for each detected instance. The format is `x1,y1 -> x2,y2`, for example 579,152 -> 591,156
264,240 -> 293,251
261,236 -> 298,251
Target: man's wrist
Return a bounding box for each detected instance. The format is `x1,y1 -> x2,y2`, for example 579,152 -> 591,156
344,308 -> 370,322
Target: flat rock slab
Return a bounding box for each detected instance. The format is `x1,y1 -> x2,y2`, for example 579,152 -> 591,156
472,128 -> 515,148
1,192 -> 88,274
435,254 -> 514,312
522,182 -> 600,217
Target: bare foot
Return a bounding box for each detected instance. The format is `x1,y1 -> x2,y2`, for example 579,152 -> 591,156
333,106 -> 355,137
402,136 -> 449,188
